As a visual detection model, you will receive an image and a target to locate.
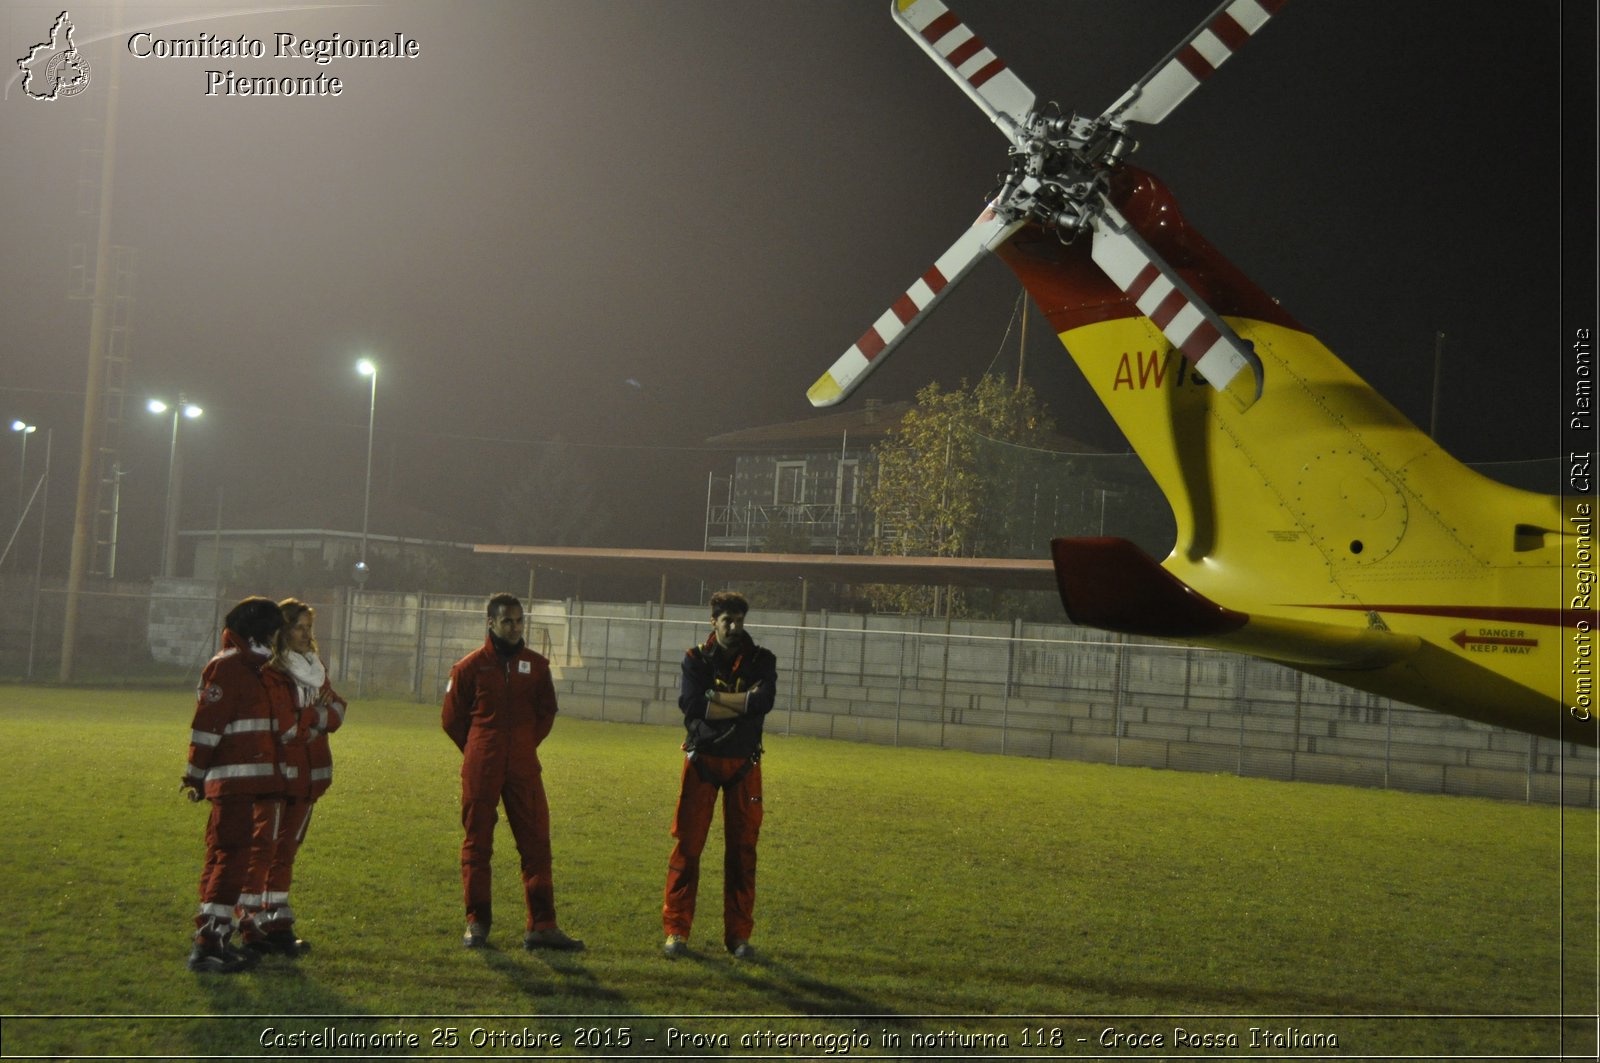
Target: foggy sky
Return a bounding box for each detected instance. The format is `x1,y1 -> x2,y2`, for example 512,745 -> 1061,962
0,0 -> 1570,578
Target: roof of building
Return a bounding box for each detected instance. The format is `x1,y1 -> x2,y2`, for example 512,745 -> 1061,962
177,494 -> 477,546
472,543 -> 1056,592
705,398 -> 1104,454
704,401 -> 913,448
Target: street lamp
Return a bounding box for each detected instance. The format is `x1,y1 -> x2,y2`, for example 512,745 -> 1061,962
11,420 -> 36,508
148,396 -> 202,578
10,421 -> 37,574
355,358 -> 377,585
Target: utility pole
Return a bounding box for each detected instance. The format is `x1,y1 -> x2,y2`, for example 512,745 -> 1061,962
60,5 -> 123,681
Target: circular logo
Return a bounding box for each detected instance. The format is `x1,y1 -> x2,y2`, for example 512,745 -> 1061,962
45,50 -> 92,98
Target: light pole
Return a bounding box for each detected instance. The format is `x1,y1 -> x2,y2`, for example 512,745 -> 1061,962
148,396 -> 202,578
11,419 -> 35,506
27,428 -> 52,677
355,358 -> 377,585
10,421 -> 37,573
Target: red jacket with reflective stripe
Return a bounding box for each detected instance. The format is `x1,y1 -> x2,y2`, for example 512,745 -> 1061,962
264,662 -> 346,801
185,629 -> 294,798
304,672 -> 346,801
442,638 -> 557,800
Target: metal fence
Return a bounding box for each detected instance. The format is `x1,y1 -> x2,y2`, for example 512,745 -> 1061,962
2,576 -> 1594,807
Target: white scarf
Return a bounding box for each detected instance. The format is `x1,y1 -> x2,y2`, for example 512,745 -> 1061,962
283,650 -> 327,708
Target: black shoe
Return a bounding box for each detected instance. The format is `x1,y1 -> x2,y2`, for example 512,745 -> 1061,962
462,921 -> 489,949
188,940 -> 252,974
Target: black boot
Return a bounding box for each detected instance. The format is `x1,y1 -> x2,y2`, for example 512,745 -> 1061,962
187,938 -> 253,974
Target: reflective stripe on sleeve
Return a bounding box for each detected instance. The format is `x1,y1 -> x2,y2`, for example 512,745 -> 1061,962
189,730 -> 221,747
205,763 -> 276,780
223,718 -> 274,736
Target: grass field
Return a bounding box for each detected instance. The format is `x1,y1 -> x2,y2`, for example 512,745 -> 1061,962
0,684 -> 1595,1060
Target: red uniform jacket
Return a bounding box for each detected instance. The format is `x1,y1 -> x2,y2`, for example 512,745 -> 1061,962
442,638 -> 557,801
185,629 -> 295,798
263,663 -> 346,801
303,671 -> 347,801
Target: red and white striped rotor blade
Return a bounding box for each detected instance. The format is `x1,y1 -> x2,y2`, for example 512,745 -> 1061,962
891,0 -> 1037,147
1089,200 -> 1263,408
1101,0 -> 1287,128
809,208 -> 1024,408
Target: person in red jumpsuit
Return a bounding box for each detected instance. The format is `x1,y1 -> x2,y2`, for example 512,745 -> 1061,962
181,596 -> 288,974
238,597 -> 346,956
442,593 -> 584,951
662,590 -> 777,959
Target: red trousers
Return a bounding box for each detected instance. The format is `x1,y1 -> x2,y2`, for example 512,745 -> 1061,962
461,773 -> 556,932
238,797 -> 314,940
194,795 -> 256,942
662,754 -> 763,949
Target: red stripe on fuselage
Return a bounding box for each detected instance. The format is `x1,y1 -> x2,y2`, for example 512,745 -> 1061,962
1298,603 -> 1583,629
922,265 -> 948,294
993,167 -> 1304,338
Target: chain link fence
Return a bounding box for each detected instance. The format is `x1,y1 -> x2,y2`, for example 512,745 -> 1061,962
1,576 -> 1592,807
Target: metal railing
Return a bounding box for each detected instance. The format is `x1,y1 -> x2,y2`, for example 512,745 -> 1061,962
3,576 -> 1593,807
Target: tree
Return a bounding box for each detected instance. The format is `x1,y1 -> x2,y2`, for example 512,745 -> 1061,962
864,375 -> 1055,615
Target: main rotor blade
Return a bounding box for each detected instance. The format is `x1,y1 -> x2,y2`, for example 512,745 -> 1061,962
1101,0 -> 1287,128
891,0 -> 1037,147
808,208 -> 1024,407
1089,199 -> 1263,409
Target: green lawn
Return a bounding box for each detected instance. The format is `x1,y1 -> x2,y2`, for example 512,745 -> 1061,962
0,685 -> 1594,1059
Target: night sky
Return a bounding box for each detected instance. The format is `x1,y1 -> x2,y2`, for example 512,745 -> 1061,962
0,0 -> 1568,578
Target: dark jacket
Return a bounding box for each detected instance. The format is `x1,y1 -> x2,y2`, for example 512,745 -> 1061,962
678,633 -> 777,759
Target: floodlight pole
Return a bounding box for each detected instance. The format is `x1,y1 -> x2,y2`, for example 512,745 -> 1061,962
357,359 -> 378,577
161,402 -> 181,578
28,429 -> 53,678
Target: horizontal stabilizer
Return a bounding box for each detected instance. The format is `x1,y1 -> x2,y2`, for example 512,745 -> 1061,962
1052,538 -> 1420,670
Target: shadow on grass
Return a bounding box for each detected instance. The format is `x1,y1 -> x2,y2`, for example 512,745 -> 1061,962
186,953 -> 386,1056
477,942 -> 636,1009
679,949 -> 899,1016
